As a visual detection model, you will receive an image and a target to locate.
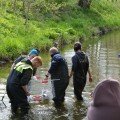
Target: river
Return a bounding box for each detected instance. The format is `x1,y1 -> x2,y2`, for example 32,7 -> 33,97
0,30 -> 120,120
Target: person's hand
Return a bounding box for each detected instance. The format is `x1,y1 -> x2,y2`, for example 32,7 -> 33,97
44,76 -> 48,81
26,92 -> 30,96
42,75 -> 49,84
89,77 -> 92,83
44,75 -> 49,80
90,92 -> 93,98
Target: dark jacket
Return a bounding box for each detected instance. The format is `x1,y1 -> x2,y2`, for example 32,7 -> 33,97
72,51 -> 89,81
48,52 -> 69,81
48,52 -> 69,104
7,59 -> 33,87
6,60 -> 33,114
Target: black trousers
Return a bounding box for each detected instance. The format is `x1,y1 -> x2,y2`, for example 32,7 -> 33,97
51,80 -> 69,107
6,84 -> 29,115
73,78 -> 86,100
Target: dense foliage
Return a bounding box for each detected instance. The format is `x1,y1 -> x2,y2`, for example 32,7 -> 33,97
0,0 -> 120,60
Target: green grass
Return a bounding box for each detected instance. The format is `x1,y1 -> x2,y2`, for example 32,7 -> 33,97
0,0 -> 120,60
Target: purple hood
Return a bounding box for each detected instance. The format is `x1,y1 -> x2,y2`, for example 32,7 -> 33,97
87,79 -> 120,120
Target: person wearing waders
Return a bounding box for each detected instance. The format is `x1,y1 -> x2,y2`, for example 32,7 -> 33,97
6,56 -> 42,117
11,48 -> 40,92
44,47 -> 69,107
69,42 -> 92,101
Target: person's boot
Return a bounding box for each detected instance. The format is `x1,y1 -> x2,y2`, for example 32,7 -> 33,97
54,101 -> 62,108
77,96 -> 83,101
11,106 -> 19,115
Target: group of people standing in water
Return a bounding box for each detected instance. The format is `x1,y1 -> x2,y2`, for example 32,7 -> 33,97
6,41 -> 120,120
6,41 -> 92,118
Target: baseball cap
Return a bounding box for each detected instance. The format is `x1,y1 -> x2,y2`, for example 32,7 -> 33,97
29,48 -> 40,56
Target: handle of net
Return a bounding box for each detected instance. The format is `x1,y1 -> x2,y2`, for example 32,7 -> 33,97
41,79 -> 60,84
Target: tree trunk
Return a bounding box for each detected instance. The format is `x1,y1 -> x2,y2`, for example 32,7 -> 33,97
78,0 -> 92,9
22,0 -> 25,13
24,2 -> 31,25
13,0 -> 17,11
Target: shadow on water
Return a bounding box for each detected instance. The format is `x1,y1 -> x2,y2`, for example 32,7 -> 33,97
0,30 -> 120,120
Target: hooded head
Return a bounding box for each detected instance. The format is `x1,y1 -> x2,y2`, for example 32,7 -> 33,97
87,79 -> 120,120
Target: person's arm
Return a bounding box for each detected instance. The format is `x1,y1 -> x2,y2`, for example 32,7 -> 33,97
88,68 -> 92,83
48,59 -> 58,74
86,55 -> 92,83
44,57 -> 58,80
22,85 -> 30,96
69,56 -> 77,80
69,70 -> 74,80
33,68 -> 37,76
44,72 -> 50,80
21,68 -> 32,95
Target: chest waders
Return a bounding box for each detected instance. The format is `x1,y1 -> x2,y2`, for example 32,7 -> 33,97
2,62 -> 33,108
9,62 -> 33,115
74,54 -> 88,100
14,62 -> 33,93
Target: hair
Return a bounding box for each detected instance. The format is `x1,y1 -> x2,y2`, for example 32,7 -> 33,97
49,47 -> 58,55
31,56 -> 42,66
74,42 -> 81,52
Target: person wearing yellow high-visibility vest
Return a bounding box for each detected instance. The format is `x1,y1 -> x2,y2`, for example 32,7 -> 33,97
11,48 -> 40,75
6,56 -> 42,117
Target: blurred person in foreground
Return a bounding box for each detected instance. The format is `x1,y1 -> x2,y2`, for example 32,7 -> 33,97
6,56 -> 42,117
69,42 -> 92,101
87,79 -> 120,120
44,47 -> 69,107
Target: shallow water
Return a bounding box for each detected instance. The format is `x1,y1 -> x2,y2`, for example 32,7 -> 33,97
0,30 -> 120,120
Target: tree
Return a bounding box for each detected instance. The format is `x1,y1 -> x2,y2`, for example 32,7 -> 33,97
78,0 -> 92,9
24,0 -> 31,25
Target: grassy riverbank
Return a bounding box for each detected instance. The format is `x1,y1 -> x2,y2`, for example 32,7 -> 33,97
0,0 -> 120,60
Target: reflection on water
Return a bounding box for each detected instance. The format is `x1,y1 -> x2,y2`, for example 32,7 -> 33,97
0,31 -> 120,120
